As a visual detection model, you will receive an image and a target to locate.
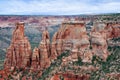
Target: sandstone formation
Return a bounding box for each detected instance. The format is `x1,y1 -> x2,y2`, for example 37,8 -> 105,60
51,22 -> 93,63
4,22 -> 32,69
51,22 -> 120,63
91,25 -> 109,60
38,30 -> 51,69
31,47 -> 40,71
90,22 -> 120,60
105,23 -> 120,39
31,30 -> 51,71
51,32 -> 58,60
1,21 -> 120,80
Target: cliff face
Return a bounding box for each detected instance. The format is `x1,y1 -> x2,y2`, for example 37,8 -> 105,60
2,22 -> 120,80
90,23 -> 120,61
51,23 -> 92,63
31,30 -> 51,72
91,24 -> 109,60
4,22 -> 32,69
4,22 -> 51,70
39,30 -> 51,69
105,23 -> 120,39
31,47 -> 40,70
4,22 -> 119,69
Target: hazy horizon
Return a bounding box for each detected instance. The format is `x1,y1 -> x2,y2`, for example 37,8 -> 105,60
0,0 -> 120,15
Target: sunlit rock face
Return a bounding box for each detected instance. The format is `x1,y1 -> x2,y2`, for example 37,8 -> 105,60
4,22 -> 51,74
51,23 -> 92,63
90,22 -> 120,60
2,21 -> 120,79
31,30 -> 51,71
31,47 -> 40,71
91,31 -> 109,60
4,22 -> 32,69
91,23 -> 109,60
105,23 -> 120,39
38,30 -> 51,70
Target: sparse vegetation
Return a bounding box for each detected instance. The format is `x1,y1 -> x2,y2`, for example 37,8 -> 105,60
0,14 -> 120,79
90,46 -> 120,80
0,49 -> 5,70
39,50 -> 70,80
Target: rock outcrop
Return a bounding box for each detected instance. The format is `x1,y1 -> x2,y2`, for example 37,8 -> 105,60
90,24 -> 109,60
51,23 -> 92,63
4,22 -> 32,69
105,23 -> 120,39
31,47 -> 40,71
38,30 -> 51,70
91,31 -> 109,60
90,22 -> 120,60
91,22 -> 120,60
2,21 -> 120,80
4,22 -> 119,68
31,30 -> 51,71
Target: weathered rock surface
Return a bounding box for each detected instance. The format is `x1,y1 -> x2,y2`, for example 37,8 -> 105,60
4,22 -> 32,69
31,47 -> 40,70
105,23 -> 120,39
91,23 -> 109,60
31,30 -> 51,71
51,23 -> 92,63
91,32 -> 109,60
90,23 -> 120,60
39,30 -> 51,70
2,22 -> 120,80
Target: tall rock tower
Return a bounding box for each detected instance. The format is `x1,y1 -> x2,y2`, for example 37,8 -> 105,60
4,22 -> 32,69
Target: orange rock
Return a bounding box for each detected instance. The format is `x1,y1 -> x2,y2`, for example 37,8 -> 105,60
39,30 -> 51,69
105,23 -> 120,39
51,22 -> 92,63
50,75 -> 60,80
31,47 -> 40,71
4,22 -> 32,69
91,23 -> 109,60
2,22 -> 119,79
51,32 -> 58,60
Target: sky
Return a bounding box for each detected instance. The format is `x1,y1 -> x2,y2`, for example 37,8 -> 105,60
0,0 -> 120,15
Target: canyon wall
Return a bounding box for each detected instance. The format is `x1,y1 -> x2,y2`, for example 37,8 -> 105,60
2,22 -> 120,80
4,22 -> 32,69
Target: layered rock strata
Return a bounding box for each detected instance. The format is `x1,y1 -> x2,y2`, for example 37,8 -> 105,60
38,30 -> 51,69
2,22 -> 120,80
4,22 -> 32,69
28,31 -> 51,71
51,23 -> 92,63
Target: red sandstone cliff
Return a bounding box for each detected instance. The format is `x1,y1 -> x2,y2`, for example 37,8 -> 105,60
91,24 -> 109,60
1,22 -> 120,80
51,23 -> 92,63
39,30 -> 51,69
3,22 -> 120,70
4,22 -> 32,69
105,23 -> 120,39
31,30 -> 51,71
31,47 -> 40,71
